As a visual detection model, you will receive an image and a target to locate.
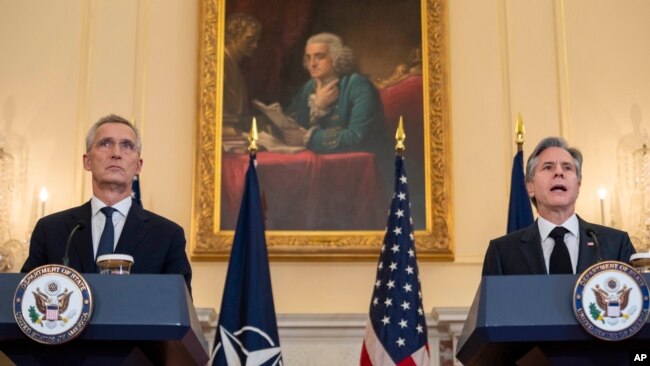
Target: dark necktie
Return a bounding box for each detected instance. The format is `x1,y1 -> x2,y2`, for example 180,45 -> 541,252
97,207 -> 116,258
549,226 -> 572,274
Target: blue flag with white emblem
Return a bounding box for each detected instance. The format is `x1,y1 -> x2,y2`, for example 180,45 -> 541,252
507,150 -> 534,233
211,154 -> 283,366
131,174 -> 142,206
360,155 -> 429,365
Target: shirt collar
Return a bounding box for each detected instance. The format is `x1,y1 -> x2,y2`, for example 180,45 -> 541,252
91,195 -> 133,217
538,213 -> 579,240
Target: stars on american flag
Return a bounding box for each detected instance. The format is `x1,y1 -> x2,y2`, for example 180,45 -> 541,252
364,156 -> 428,363
396,337 -> 405,347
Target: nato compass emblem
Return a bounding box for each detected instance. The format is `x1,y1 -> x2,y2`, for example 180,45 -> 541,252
211,326 -> 283,366
14,264 -> 93,344
573,261 -> 649,341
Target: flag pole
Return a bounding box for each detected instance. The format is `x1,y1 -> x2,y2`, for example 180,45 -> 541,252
515,112 -> 525,152
247,117 -> 267,219
129,117 -> 142,206
395,115 -> 406,156
248,117 -> 259,154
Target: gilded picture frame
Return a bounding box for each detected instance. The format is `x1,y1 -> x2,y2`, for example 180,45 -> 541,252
191,0 -> 453,261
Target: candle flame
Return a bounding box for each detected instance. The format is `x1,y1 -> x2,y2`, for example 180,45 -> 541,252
39,187 -> 49,202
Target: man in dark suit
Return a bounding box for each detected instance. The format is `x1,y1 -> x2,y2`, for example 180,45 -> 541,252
482,137 -> 635,275
21,114 -> 192,293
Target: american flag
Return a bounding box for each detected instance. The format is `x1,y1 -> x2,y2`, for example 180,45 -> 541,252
360,155 -> 429,366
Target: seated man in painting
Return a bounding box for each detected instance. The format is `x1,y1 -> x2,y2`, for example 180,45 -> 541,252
229,33 -> 392,230
282,33 -> 390,158
223,13 -> 261,137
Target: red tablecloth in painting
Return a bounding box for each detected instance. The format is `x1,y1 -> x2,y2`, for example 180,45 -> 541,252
220,151 -> 387,230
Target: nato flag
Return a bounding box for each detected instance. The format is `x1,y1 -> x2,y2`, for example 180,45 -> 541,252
211,155 -> 283,366
507,150 -> 534,233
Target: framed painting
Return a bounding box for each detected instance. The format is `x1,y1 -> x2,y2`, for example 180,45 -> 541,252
191,0 -> 453,260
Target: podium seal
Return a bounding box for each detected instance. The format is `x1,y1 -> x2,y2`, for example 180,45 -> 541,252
13,264 -> 93,344
573,260 -> 649,341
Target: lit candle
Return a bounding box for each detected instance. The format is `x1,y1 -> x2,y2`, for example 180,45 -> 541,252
39,187 -> 48,218
597,186 -> 607,225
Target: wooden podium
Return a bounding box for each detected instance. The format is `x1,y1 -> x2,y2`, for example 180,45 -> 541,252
1,273 -> 209,365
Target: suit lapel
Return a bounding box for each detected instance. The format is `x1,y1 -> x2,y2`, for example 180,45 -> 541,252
519,222 -> 547,274
114,201 -> 148,255
70,201 -> 96,272
576,216 -> 598,273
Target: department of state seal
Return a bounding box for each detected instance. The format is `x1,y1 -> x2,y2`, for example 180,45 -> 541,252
573,261 -> 649,341
13,264 -> 93,345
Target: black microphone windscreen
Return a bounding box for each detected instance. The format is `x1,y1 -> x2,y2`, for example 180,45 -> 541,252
63,221 -> 86,266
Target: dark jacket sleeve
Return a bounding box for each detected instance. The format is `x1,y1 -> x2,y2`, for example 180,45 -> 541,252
482,241 -> 504,276
21,219 -> 48,272
618,232 -> 636,262
162,225 -> 193,296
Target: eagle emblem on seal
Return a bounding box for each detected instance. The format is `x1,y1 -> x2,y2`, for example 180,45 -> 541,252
30,281 -> 73,326
590,277 -> 634,323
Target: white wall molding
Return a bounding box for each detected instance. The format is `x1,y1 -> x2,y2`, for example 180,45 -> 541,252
197,308 -> 469,366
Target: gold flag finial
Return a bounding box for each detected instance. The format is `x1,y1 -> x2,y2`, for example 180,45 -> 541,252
248,117 -> 259,153
395,116 -> 406,153
515,113 -> 525,147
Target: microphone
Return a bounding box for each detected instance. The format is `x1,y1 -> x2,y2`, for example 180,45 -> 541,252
585,227 -> 602,264
63,221 -> 85,267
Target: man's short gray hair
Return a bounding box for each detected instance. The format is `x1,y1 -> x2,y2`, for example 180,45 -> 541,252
85,114 -> 142,154
305,33 -> 358,75
525,136 -> 583,183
